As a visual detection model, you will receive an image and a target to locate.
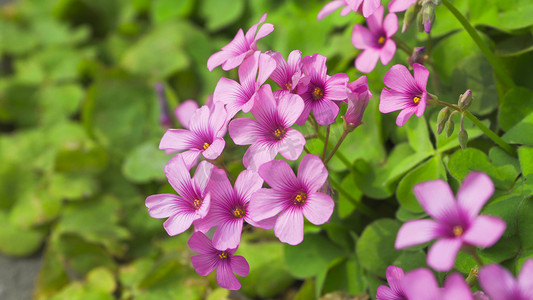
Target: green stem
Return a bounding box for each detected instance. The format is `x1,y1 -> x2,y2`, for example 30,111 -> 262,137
324,130 -> 350,164
441,0 -> 515,89
329,177 -> 378,218
322,125 -> 331,161
392,36 -> 413,55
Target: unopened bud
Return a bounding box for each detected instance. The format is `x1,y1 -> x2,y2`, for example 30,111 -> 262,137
458,129 -> 468,150
459,89 -> 473,109
422,2 -> 436,33
437,107 -> 450,134
402,3 -> 419,33
466,265 -> 479,286
409,47 -> 426,67
445,118 -> 455,138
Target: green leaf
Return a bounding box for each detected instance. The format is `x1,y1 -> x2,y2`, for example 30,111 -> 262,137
337,173 -> 362,218
35,246 -> 69,299
49,173 -> 98,201
122,141 -> 169,183
432,31 -> 481,84
396,156 -> 446,213
151,0 -> 195,24
503,111 -> 533,146
518,146 -> 533,178
39,84 -> 84,125
356,219 -> 401,275
405,116 -> 434,154
392,250 -> 427,272
0,211 -> 45,256
498,3 -> 533,30
57,233 -> 116,275
199,0 -> 245,31
495,34 -> 533,57
498,87 -> 533,131
86,267 -> 116,293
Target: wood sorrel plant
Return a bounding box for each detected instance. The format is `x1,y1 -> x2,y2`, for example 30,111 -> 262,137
145,0 -> 532,298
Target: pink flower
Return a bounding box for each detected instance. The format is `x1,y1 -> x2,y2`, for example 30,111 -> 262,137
159,103 -> 227,169
479,259 -> 533,300
402,268 -> 473,300
379,63 -> 429,126
188,232 -> 249,290
296,53 -> 349,125
395,172 -> 506,272
248,154 -> 334,245
352,5 -> 397,73
266,50 -> 305,96
194,168 -> 275,250
343,76 -> 372,130
318,0 -> 381,19
376,266 -> 407,300
388,0 -> 417,13
213,52 -> 276,119
145,155 -> 214,236
228,85 -> 306,171
175,100 -> 198,129
207,13 -> 274,71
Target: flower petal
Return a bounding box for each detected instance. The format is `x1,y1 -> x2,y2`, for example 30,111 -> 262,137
235,170 -> 264,202
303,192 -> 334,225
413,63 -> 430,92
352,24 -> 375,50
457,172 -> 494,220
188,231 -> 216,255
396,105 -> 417,126
257,53 -> 277,86
388,0 -> 416,12
242,144 -> 277,172
402,268 -> 440,300
325,73 -> 350,100
317,0 -> 346,20
193,161 -> 215,192
277,129 -> 305,161
163,211 -> 197,236
379,88 -> 415,113
383,13 -> 399,37
191,254 -> 218,276
213,219 -> 244,250
385,266 -> 405,295
298,154 -> 328,192
248,189 -> 287,222
202,137 -> 225,160
462,215 -> 506,248
209,103 -> 228,134
413,179 -> 457,223
442,273 -> 474,300
365,4 -> 384,29
164,154 -> 194,199
229,118 -> 261,145
415,92 -> 427,117
175,100 -> 198,129
278,93 -> 305,127
275,207 -> 304,245
231,255 -> 250,277
395,219 -> 441,249
312,98 -> 340,125
217,261 -> 241,290
427,238 -> 463,271
355,48 -> 381,73
207,50 -> 234,72
258,159 -> 298,190
145,194 -> 186,218
159,129 -> 196,151
213,77 -> 248,118
376,286 -> 403,300
380,39 -> 396,66
383,64 -> 419,95
518,259 -> 533,295
479,264 -> 519,300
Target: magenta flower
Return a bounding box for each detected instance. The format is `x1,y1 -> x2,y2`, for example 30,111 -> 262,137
388,0 -> 417,12
318,0 -> 381,19
343,76 -> 372,131
296,54 -> 349,125
352,5 -> 397,73
194,168 -> 275,250
267,50 -> 305,96
159,103 -> 227,169
207,13 -> 273,71
188,232 -> 249,290
376,266 -> 407,300
229,85 -> 306,171
479,259 -> 533,300
248,154 -> 334,245
402,268 -> 473,300
379,63 -> 430,126
395,172 -> 506,272
145,155 -> 214,236
213,52 -> 276,119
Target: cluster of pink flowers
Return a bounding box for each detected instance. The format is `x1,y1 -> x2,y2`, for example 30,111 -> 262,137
146,14 -> 372,290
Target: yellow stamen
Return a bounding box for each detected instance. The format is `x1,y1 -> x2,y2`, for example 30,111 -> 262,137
274,128 -> 286,140
293,192 -> 307,206
233,207 -> 245,218
378,36 -> 385,44
312,87 -> 324,100
285,82 -> 293,90
193,199 -> 203,210
203,142 -> 210,150
453,225 -> 463,237
413,96 -> 421,104
219,251 -> 228,259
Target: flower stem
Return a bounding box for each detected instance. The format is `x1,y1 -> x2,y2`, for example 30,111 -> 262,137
322,125 -> 331,160
324,130 -> 349,164
441,0 -> 515,89
436,99 -> 516,156
392,36 -> 413,55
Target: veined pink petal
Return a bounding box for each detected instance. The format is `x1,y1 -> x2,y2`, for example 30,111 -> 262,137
221,29 -> 247,53
188,231 -> 216,255
295,101 -> 312,126
479,264 -> 519,300
457,172 -> 494,220
312,98 -> 340,125
258,159 -> 298,190
188,105 -> 210,135
278,93 -> 305,127
255,22 -> 274,41
376,286 -> 403,300
325,73 -> 350,100
366,4 -> 384,30
302,192 -> 334,225
191,254 -> 218,276
159,129 -> 196,151
217,261 -> 241,290
222,52 -> 249,71
164,155 -> 193,198
318,0 -> 346,20
383,13 -> 399,37
380,39 -> 396,65
413,63 -> 430,91
251,84 -> 277,124
379,88 -> 416,113
231,255 -> 250,277
277,129 -> 305,161
427,237 -> 462,271
202,138 -> 225,160
413,179 -> 457,223
395,219 -> 441,249
213,77 -> 248,116
193,161 -> 215,192
415,92 -> 427,117
179,150 -> 201,170
396,105 -> 418,126
363,0 -> 381,18
235,170 -> 264,202
442,273 -> 474,300
242,144 -> 277,171
462,215 -> 505,248
287,50 -> 303,75
302,54 -> 328,83
206,168 -> 234,204
209,103 -> 228,134
213,219 -> 244,250
268,51 -> 289,88
518,260 -> 533,295
246,215 -> 276,229
257,53 -> 277,86
355,49 -> 381,73
385,266 -> 405,295
298,154 -> 328,191
245,13 -> 267,42
352,24 -> 375,49
402,269 -> 440,300
383,64 -> 420,95
175,100 -> 199,129
275,206 -> 304,245
207,50 -> 234,72
145,194 -> 184,218
239,52 -> 260,91
163,211 -> 197,236
248,189 -> 287,221
388,0 -> 416,12
229,118 -> 261,145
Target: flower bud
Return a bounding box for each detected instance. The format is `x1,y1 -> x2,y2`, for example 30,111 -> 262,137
155,83 -> 172,128
422,2 -> 436,33
409,47 -> 426,67
458,129 -> 468,150
459,89 -> 473,109
344,77 -> 372,132
402,3 -> 419,33
466,265 -> 479,286
437,107 -> 450,134
445,118 -> 455,138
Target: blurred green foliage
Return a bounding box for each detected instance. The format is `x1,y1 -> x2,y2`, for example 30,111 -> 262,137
2,0 -> 533,299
